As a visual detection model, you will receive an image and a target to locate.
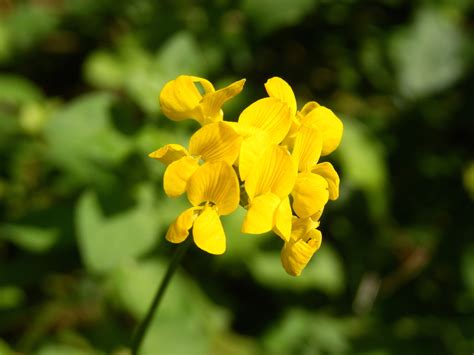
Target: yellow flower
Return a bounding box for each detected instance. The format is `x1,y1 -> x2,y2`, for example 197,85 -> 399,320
241,144 -> 297,241
290,123 -> 340,219
281,217 -> 322,276
166,161 -> 239,254
233,96 -> 293,181
148,122 -> 242,197
265,77 -> 343,155
159,75 -> 246,125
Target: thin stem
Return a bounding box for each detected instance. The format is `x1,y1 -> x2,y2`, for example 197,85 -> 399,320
130,239 -> 191,355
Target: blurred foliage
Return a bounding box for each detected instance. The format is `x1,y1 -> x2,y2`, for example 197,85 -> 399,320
0,0 -> 473,354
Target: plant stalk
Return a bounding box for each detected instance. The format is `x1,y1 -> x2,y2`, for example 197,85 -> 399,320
130,239 -> 191,355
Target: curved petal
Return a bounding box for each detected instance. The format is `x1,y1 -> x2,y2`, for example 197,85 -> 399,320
193,206 -> 226,254
245,145 -> 297,200
241,193 -> 280,234
290,217 -> 319,241
163,156 -> 200,197
165,207 -> 199,244
272,196 -> 292,242
159,75 -> 203,122
291,172 -> 329,218
281,228 -> 322,276
189,122 -> 242,165
299,101 -> 319,116
200,79 -> 246,125
187,161 -> 239,215
264,77 -> 297,115
302,106 -> 343,156
238,132 -> 272,181
311,162 -> 340,200
238,97 -> 292,144
148,144 -> 189,165
292,125 -> 323,172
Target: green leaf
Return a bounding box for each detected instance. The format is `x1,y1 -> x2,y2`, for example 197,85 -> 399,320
109,258 -> 229,355
337,117 -> 388,220
0,225 -> 59,253
0,75 -> 43,105
390,7 -> 466,99
250,244 -> 345,295
43,93 -> 132,184
462,245 -> 474,296
242,0 -> 316,34
0,286 -> 25,309
76,184 -> 160,273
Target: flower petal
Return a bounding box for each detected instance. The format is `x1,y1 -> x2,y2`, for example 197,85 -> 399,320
241,193 -> 280,234
199,79 -> 246,125
281,228 -> 322,276
159,75 -> 203,122
264,77 -> 297,115
189,122 -> 242,165
292,125 -> 323,172
163,156 -> 200,197
302,106 -> 343,156
299,101 -> 319,116
311,162 -> 340,200
291,172 -> 329,218
238,97 -> 292,144
272,196 -> 292,242
148,144 -> 190,165
165,207 -> 199,244
187,161 -> 239,215
290,217 -> 319,241
193,206 -> 226,254
245,145 -> 297,200
238,132 -> 272,181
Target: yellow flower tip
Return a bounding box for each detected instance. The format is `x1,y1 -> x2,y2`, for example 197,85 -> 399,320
163,156 -> 200,198
165,207 -> 200,244
281,228 -> 322,276
311,162 -> 340,200
264,77 -> 297,116
302,105 -> 343,156
193,205 -> 226,255
148,144 -> 189,165
241,193 -> 280,234
291,172 -> 329,218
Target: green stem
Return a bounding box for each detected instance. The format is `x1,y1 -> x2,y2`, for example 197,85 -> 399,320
130,239 -> 191,355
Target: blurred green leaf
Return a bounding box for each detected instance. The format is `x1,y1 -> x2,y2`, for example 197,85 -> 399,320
264,309 -> 349,354
0,286 -> 25,309
242,0 -> 316,34
0,225 -> 59,253
250,244 -> 345,295
390,7 -> 466,99
461,245 -> 474,296
109,258 -> 229,355
337,117 -> 388,220
0,74 -> 43,105
76,184 -> 159,273
43,93 -> 132,184
37,343 -> 95,355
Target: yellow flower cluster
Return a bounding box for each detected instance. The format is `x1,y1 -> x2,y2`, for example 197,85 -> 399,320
149,75 -> 343,276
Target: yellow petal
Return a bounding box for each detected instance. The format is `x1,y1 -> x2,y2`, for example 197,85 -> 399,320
163,156 -> 200,197
312,162 -> 340,200
238,97 -> 292,144
165,207 -> 199,244
159,75 -> 203,122
241,193 -> 280,234
299,101 -> 320,116
302,106 -> 343,156
292,125 -> 323,172
272,197 -> 292,242
264,77 -> 297,115
238,132 -> 272,181
291,172 -> 329,218
245,145 -> 297,200
193,206 -> 226,254
187,161 -> 239,215
199,79 -> 246,125
189,122 -> 242,165
290,217 -> 319,241
148,144 -> 189,165
281,228 -> 322,276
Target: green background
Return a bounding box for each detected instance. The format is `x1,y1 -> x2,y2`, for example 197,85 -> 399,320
0,0 -> 473,354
